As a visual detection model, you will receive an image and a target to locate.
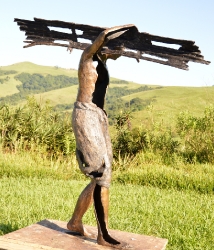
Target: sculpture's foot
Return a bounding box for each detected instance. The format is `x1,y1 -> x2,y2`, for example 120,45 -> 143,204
67,220 -> 93,238
97,234 -> 132,249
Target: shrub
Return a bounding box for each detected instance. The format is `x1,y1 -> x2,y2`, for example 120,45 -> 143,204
177,106 -> 214,163
112,111 -> 179,164
0,97 -> 75,157
1,99 -> 214,165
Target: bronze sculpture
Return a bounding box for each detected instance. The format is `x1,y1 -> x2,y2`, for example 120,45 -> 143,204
14,18 -> 210,249
66,25 -> 134,249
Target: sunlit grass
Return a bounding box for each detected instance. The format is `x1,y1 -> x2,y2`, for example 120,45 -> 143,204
0,62 -> 78,99
124,86 -> 214,128
113,153 -> 214,194
0,147 -> 213,249
0,177 -> 213,250
1,150 -> 214,194
33,85 -> 78,106
1,62 -> 78,77
0,77 -> 21,97
0,150 -> 84,181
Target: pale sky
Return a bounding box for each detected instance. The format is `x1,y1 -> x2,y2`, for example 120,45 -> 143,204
0,0 -> 213,86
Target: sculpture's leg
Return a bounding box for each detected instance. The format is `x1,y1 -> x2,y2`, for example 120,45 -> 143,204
94,184 -> 129,249
67,180 -> 96,237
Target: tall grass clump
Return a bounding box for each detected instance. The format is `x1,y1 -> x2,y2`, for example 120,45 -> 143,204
112,111 -> 147,156
1,99 -> 214,165
112,111 -> 179,165
177,105 -> 214,163
112,107 -> 214,165
0,97 -> 76,158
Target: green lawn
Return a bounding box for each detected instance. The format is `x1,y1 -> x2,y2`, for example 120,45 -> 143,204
0,177 -> 213,250
0,149 -> 214,249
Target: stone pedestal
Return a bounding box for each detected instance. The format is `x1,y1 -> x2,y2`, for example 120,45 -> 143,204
0,219 -> 168,250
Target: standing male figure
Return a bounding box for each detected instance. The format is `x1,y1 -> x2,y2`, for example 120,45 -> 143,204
67,24 -> 134,249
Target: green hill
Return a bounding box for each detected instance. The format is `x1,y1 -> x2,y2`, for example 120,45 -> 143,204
0,62 -> 78,98
124,85 -> 214,127
1,62 -> 214,128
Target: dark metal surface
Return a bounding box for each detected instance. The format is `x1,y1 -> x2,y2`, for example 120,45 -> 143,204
14,17 -> 210,70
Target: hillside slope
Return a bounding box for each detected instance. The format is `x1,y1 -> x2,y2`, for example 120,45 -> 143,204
1,62 -> 214,128
123,86 -> 214,127
0,62 -> 78,98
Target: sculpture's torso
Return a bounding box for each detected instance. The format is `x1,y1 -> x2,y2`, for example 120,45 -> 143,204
77,57 -> 98,103
77,54 -> 109,110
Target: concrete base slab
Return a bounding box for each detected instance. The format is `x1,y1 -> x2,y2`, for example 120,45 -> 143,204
0,219 -> 168,250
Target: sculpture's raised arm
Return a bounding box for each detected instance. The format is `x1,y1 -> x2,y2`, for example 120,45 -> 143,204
82,24 -> 135,60
77,25 -> 135,104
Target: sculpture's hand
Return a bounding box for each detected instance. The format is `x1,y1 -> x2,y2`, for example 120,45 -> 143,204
105,29 -> 128,42
104,24 -> 135,41
82,24 -> 136,60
